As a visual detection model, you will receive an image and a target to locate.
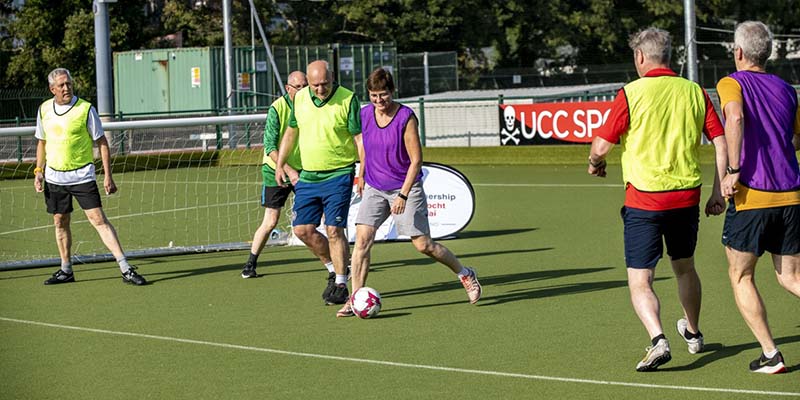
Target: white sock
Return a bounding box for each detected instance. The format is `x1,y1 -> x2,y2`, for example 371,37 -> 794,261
117,257 -> 132,274
764,348 -> 779,358
456,266 -> 471,277
335,274 -> 347,285
324,262 -> 335,273
61,263 -> 73,274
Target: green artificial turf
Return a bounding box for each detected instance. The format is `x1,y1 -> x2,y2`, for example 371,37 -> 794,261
1,164 -> 798,399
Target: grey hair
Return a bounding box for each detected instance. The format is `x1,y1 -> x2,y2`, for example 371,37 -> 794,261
734,21 -> 773,67
628,28 -> 671,65
47,68 -> 72,86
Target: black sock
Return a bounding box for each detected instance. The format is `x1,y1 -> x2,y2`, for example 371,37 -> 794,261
651,333 -> 667,346
248,253 -> 258,265
684,329 -> 702,340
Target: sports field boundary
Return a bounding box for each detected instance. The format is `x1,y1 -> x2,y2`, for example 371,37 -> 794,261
2,316 -> 798,398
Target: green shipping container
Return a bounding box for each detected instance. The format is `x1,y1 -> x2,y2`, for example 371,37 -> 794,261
114,43 -> 396,115
114,47 -> 275,116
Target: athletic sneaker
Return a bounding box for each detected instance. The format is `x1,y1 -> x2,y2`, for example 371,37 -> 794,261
636,338 -> 671,372
122,267 -> 147,286
459,267 -> 482,304
322,272 -> 336,300
44,269 -> 75,285
241,262 -> 257,279
676,318 -> 704,354
326,283 -> 349,305
749,351 -> 787,374
336,300 -> 355,318
321,267 -> 352,301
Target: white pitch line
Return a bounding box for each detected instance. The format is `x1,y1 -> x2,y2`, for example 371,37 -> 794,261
1,317 -> 797,397
0,200 -> 254,236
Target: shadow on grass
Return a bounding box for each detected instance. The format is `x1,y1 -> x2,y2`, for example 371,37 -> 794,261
662,334 -> 800,372
453,228 -> 538,240
370,247 -> 555,270
384,267 -> 658,311
144,256 -> 326,283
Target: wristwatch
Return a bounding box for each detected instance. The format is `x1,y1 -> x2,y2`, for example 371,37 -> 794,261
726,166 -> 741,174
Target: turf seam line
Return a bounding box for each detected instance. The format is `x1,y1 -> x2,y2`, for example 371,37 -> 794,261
1,317 -> 798,397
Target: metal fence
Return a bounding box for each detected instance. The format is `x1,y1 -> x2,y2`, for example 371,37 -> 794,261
471,59 -> 800,90
397,51 -> 459,98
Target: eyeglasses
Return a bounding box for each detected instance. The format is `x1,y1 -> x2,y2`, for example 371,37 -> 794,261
286,83 -> 307,90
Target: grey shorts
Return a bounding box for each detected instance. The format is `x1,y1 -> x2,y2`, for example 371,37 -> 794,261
355,181 -> 430,237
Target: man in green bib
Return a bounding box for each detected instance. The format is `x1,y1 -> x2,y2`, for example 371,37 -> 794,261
240,71 -> 337,280
275,60 -> 362,306
33,68 -> 146,286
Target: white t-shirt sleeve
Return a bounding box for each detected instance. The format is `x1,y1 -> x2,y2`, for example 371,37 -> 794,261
34,106 -> 44,140
87,106 -> 105,141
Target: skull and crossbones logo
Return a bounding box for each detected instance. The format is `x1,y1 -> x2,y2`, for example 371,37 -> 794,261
500,106 -> 520,145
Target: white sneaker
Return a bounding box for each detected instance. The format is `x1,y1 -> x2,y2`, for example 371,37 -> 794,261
636,338 -> 671,372
459,267 -> 482,304
676,318 -> 704,354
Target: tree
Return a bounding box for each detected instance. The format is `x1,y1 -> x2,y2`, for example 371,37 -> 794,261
3,0 -> 152,95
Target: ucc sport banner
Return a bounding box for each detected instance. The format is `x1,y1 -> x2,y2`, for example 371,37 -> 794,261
499,101 -> 613,145
347,162 -> 475,242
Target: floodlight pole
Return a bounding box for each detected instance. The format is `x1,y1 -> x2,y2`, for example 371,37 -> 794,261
684,0 -> 699,83
222,0 -> 236,148
93,0 -> 116,117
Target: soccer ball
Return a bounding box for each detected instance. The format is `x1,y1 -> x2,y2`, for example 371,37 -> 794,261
351,287 -> 382,319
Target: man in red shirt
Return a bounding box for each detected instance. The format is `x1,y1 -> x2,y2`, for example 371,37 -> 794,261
588,28 -> 728,371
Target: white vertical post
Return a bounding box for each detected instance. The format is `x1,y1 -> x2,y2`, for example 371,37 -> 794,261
423,51 -> 430,95
222,0 -> 236,148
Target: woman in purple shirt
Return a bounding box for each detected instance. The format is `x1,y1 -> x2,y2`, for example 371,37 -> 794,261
336,68 -> 482,317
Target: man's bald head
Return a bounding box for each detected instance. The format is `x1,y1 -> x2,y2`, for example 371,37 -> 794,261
307,60 -> 333,99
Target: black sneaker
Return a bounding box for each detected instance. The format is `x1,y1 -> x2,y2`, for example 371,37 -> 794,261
325,283 -> 349,305
122,267 -> 147,286
44,269 -> 75,285
749,351 -> 787,374
241,262 -> 257,279
322,272 -> 336,300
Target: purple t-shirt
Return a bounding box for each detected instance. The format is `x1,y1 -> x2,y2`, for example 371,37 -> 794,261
730,71 -> 800,191
361,103 -> 422,191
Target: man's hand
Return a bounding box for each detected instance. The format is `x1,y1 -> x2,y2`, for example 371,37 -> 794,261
588,158 -> 607,178
104,175 -> 117,195
34,171 -> 44,193
283,166 -> 300,186
275,169 -> 286,187
721,173 -> 739,199
704,192 -> 726,216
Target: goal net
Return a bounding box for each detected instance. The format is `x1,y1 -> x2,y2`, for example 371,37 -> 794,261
0,116 -> 294,269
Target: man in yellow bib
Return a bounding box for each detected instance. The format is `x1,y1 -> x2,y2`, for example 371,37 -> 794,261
240,71 -> 337,280
588,29 -> 727,371
275,60 -> 362,306
33,68 -> 146,286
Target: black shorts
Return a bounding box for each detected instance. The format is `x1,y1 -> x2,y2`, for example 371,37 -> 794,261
621,205 -> 699,268
261,184 -> 293,209
722,201 -> 800,256
44,181 -> 102,214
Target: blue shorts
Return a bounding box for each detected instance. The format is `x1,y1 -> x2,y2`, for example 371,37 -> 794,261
621,205 -> 699,269
722,201 -> 800,256
292,173 -> 353,227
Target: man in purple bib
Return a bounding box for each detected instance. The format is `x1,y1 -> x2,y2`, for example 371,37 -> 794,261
717,20 -> 800,374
